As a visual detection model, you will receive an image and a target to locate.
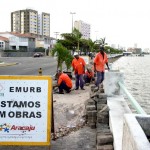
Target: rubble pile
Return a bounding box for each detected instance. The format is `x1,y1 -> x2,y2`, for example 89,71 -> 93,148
51,96 -> 88,140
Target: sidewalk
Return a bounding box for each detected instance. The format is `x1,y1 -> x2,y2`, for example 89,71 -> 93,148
51,84 -> 97,150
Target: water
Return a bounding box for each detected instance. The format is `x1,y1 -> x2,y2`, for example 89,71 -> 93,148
112,55 -> 150,114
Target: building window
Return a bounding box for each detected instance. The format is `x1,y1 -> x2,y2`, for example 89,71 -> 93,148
0,42 -> 4,48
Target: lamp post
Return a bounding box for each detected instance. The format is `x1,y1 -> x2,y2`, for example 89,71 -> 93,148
95,31 -> 98,42
54,32 -> 60,40
70,12 -> 76,33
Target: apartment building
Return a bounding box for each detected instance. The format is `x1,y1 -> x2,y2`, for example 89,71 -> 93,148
11,9 -> 50,36
11,9 -> 38,34
74,20 -> 91,39
38,13 -> 50,36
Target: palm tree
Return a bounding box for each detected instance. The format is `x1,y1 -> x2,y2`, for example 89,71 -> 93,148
51,43 -> 73,71
97,37 -> 107,46
51,43 -> 67,71
72,28 -> 82,51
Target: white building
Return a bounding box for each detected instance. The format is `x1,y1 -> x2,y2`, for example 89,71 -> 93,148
74,20 -> 91,39
0,36 -> 9,50
0,32 -> 35,51
38,13 -> 50,37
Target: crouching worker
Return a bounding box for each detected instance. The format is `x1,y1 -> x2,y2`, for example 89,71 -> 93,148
57,70 -> 72,94
84,68 -> 95,84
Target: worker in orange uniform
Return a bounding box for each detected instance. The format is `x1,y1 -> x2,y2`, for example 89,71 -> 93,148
94,46 -> 110,88
57,70 -> 72,94
84,68 -> 95,84
72,52 -> 86,90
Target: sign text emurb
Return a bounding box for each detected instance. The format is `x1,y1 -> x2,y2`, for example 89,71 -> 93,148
0,76 -> 52,146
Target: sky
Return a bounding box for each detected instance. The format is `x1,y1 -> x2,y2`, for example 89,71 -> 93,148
1,0 -> 150,50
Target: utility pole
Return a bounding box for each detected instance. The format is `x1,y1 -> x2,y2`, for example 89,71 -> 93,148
54,32 -> 60,39
70,12 -> 76,33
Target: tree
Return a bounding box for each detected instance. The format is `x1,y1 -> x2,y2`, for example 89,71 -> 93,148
59,28 -> 82,53
51,43 -> 67,71
64,53 -> 73,71
51,43 -> 73,71
72,28 -> 82,51
96,37 -> 107,46
105,46 -> 122,54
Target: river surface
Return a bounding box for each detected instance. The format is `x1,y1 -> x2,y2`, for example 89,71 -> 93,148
112,55 -> 150,114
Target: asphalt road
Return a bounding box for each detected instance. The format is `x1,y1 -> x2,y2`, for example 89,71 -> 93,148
0,57 -> 59,76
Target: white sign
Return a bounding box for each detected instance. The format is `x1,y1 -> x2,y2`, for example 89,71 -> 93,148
0,76 -> 52,146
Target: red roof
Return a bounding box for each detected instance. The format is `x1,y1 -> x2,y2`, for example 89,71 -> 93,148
0,36 -> 9,42
10,32 -> 35,38
0,32 -> 35,38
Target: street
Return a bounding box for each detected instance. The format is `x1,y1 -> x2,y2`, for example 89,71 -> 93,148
0,57 -> 58,76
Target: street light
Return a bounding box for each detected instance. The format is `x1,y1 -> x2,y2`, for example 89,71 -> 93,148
70,12 -> 76,33
95,31 -> 99,41
54,32 -> 60,39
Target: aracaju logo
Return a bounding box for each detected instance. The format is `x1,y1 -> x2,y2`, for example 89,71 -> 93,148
0,84 -> 4,96
0,123 -> 35,133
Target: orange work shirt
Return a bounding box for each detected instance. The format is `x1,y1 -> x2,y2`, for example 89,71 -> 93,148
94,52 -> 108,72
72,57 -> 86,75
85,71 -> 94,78
58,73 -> 72,88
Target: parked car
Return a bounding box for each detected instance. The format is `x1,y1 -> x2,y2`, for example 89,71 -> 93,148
33,52 -> 44,57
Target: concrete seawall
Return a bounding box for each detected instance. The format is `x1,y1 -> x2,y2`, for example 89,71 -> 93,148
104,70 -> 150,150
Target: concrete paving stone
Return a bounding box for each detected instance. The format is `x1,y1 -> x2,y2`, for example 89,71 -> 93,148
96,123 -> 109,129
99,105 -> 109,113
97,104 -> 107,111
86,110 -> 97,117
94,98 -> 107,104
97,111 -> 109,117
97,128 -> 111,134
97,134 -> 113,145
86,105 -> 96,111
87,122 -> 96,129
97,93 -> 107,99
84,99 -> 96,105
99,88 -> 105,93
97,145 -> 113,150
90,92 -> 99,98
97,117 -> 109,124
87,116 -> 97,122
93,88 -> 99,93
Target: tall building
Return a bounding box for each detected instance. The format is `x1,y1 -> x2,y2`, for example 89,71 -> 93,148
11,9 -> 38,34
11,9 -> 50,36
74,20 -> 91,39
38,12 -> 50,36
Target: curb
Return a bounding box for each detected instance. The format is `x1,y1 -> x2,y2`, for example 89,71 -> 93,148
0,62 -> 18,67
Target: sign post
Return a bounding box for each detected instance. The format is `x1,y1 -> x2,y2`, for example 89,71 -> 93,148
0,76 -> 52,146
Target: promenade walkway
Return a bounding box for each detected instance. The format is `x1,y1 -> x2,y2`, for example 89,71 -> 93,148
51,85 -> 97,150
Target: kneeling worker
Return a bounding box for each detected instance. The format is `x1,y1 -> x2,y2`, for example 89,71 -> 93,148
84,68 -> 95,84
57,70 -> 72,94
